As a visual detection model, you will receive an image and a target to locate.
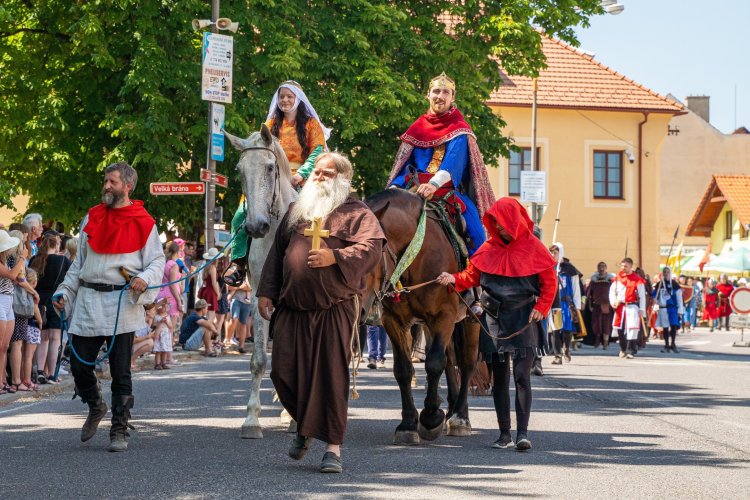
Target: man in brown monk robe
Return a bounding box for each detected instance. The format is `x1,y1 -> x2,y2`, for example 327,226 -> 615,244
257,152 -> 385,474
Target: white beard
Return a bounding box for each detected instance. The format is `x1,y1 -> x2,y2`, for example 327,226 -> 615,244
288,176 -> 351,229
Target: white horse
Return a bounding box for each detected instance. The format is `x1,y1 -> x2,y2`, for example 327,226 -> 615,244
224,124 -> 297,439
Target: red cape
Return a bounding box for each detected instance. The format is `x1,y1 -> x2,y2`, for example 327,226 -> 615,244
470,198 -> 556,277
400,107 -> 474,148
84,200 -> 155,254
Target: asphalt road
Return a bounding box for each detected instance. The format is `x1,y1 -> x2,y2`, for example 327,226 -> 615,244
2,326 -> 749,499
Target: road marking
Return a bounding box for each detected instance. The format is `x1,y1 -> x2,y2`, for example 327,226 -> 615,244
681,340 -> 711,346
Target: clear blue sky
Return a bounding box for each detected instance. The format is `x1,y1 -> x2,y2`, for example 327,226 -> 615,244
575,0 -> 749,134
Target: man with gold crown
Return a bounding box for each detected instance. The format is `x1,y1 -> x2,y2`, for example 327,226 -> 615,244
386,72 -> 495,255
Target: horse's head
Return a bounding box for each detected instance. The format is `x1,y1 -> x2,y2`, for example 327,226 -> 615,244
225,124 -> 295,238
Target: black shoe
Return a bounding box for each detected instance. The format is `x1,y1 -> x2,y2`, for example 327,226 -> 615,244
367,359 -> 377,370
661,346 -> 670,353
222,263 -> 246,287
515,434 -> 532,452
671,346 -> 680,353
320,451 -> 342,473
492,432 -> 514,449
288,434 -> 311,460
531,360 -> 544,377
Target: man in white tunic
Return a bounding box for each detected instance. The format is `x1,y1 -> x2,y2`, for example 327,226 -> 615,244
53,162 -> 164,452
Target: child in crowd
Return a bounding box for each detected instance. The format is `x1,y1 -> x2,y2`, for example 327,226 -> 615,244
132,305 -> 157,369
21,269 -> 44,390
152,300 -> 173,370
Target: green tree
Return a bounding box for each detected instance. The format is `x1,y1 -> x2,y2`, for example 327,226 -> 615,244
0,0 -> 603,233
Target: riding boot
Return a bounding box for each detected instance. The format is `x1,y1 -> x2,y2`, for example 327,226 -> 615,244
80,382 -> 108,443
109,395 -> 134,452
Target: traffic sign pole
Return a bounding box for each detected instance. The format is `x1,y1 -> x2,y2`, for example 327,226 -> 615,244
203,0 -> 220,251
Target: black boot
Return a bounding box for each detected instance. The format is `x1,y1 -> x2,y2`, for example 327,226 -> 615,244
80,383 -> 108,443
109,395 -> 134,452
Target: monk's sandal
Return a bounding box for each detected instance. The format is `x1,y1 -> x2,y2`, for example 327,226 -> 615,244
320,452 -> 342,473
288,434 -> 311,460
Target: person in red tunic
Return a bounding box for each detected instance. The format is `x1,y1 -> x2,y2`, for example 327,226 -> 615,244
716,273 -> 735,331
437,197 -> 556,452
609,257 -> 646,359
703,278 -> 720,331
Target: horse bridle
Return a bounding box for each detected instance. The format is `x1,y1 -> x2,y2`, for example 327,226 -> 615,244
238,145 -> 282,220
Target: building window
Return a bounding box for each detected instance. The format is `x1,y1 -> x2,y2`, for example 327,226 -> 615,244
725,210 -> 733,240
509,147 -> 538,196
741,223 -> 748,240
593,151 -> 623,199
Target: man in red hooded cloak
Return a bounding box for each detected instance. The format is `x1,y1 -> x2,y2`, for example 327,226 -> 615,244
437,197 -> 556,452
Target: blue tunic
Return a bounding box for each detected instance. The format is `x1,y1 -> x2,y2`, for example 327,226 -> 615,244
558,274 -> 576,332
390,134 -> 485,255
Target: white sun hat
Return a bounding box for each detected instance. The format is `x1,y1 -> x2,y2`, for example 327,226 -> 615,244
0,230 -> 21,254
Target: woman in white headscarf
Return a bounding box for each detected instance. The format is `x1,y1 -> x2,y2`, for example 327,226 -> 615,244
265,80 -> 331,187
225,81 -> 331,286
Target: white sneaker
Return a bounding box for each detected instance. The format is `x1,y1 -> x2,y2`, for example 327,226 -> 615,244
58,367 -> 69,376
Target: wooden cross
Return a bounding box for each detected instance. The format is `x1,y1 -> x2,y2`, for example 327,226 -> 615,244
304,217 -> 330,250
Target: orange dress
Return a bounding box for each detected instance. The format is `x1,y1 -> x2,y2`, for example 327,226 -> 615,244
265,118 -> 326,177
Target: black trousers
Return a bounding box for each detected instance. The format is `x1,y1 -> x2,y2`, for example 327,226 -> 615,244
70,333 -> 134,403
617,330 -> 639,355
492,352 -> 533,434
664,325 -> 678,347
552,330 -> 573,356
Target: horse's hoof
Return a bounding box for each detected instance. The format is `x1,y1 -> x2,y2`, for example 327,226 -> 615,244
446,415 -> 472,437
286,420 -> 298,434
240,425 -> 263,439
393,430 -> 420,446
417,421 -> 443,442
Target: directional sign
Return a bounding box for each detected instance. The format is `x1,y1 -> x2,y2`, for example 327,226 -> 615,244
214,173 -> 228,188
211,103 -> 225,161
201,32 -> 233,104
150,182 -> 205,195
200,168 -> 212,182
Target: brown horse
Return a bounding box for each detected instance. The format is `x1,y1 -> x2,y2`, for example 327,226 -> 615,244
364,188 -> 480,445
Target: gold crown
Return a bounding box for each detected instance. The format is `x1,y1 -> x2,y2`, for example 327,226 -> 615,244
429,72 -> 455,92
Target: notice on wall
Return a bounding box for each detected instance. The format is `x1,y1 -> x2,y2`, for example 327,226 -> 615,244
520,171 -> 547,204
201,33 -> 233,104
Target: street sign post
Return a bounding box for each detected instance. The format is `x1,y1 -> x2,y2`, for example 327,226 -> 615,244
520,170 -> 547,204
201,33 -> 233,104
730,286 -> 750,347
150,182 -> 206,195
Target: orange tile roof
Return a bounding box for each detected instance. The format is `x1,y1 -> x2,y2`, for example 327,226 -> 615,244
488,36 -> 684,113
686,175 -> 750,237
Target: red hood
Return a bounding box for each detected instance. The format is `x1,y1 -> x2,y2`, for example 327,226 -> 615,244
470,198 -> 556,277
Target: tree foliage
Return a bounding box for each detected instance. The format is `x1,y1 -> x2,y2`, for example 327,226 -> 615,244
0,0 -> 603,233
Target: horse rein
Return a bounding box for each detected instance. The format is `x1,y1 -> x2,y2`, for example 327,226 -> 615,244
239,145 -> 282,220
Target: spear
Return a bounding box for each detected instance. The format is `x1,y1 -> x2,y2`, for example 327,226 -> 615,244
551,200 -> 562,244
624,237 -> 629,259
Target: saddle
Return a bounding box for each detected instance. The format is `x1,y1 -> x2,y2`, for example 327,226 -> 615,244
404,170 -> 471,270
